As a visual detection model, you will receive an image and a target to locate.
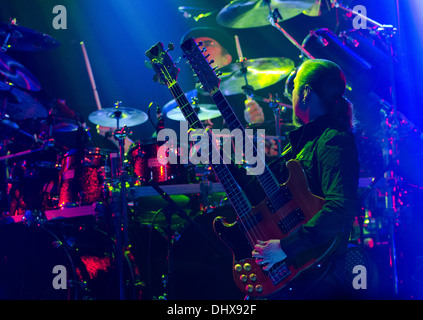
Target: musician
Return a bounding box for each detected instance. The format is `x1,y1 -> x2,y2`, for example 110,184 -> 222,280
251,59 -> 359,299
180,27 -> 265,126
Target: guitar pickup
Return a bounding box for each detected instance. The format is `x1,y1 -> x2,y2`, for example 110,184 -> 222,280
268,186 -> 294,212
277,208 -> 305,234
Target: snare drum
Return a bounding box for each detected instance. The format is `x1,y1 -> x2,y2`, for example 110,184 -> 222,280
58,148 -> 110,208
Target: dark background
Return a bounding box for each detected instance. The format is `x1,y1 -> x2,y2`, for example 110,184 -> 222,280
1,0 -> 423,299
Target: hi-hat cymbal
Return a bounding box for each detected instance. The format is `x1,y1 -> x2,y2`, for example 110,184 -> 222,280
88,107 -> 148,128
217,0 -> 320,29
0,22 -> 60,51
0,52 -> 41,91
218,57 -> 295,95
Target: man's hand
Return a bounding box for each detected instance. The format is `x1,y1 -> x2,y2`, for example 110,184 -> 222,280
244,99 -> 265,124
252,239 -> 287,271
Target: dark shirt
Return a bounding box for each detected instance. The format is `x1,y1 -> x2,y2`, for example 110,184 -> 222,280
269,113 -> 360,260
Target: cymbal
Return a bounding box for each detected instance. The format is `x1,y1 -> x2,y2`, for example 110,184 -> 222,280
218,57 -> 295,95
88,107 -> 148,128
0,82 -> 48,119
162,89 -> 222,121
0,52 -> 41,91
217,0 -> 320,29
40,115 -> 79,132
167,104 -> 221,121
0,22 -> 60,51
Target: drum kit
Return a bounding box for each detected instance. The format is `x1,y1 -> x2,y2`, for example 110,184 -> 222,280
0,0 -> 416,299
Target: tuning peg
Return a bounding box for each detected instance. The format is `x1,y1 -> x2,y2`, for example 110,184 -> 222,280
204,53 -> 210,59
209,59 -> 215,65
197,41 -> 203,46
217,71 -> 223,77
202,47 -> 207,52
167,43 -> 175,51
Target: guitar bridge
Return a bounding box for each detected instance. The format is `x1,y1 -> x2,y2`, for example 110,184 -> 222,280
268,262 -> 291,285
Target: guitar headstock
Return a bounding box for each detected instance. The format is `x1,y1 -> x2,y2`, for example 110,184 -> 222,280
145,42 -> 179,87
180,37 -> 221,95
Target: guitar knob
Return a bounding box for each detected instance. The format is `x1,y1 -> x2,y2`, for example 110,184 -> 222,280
245,284 -> 254,293
240,274 -> 248,283
243,263 -> 251,271
234,264 -> 242,272
255,285 -> 263,293
249,273 -> 257,282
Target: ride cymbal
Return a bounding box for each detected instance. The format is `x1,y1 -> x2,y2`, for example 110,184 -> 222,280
218,57 -> 295,95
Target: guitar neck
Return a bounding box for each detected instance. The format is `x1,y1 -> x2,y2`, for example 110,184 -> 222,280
211,90 -> 280,197
166,81 -> 252,219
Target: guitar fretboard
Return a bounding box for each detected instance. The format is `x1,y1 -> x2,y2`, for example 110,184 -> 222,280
167,81 -> 252,220
211,90 -> 280,197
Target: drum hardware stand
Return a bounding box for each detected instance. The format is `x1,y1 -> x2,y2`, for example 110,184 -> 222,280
109,108 -> 133,300
268,93 -> 285,154
0,18 -> 18,52
265,0 -> 315,60
148,180 -> 193,300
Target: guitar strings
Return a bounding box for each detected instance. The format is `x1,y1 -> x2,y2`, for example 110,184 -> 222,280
166,75 -> 266,245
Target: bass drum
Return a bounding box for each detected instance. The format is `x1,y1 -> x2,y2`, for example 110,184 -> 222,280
0,222 -> 141,300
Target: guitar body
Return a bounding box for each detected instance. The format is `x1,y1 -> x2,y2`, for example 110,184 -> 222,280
213,160 -> 326,297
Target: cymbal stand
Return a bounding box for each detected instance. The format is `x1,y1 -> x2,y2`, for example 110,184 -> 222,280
111,109 -> 131,300
0,19 -> 19,52
269,94 -> 283,153
265,0 -> 315,60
